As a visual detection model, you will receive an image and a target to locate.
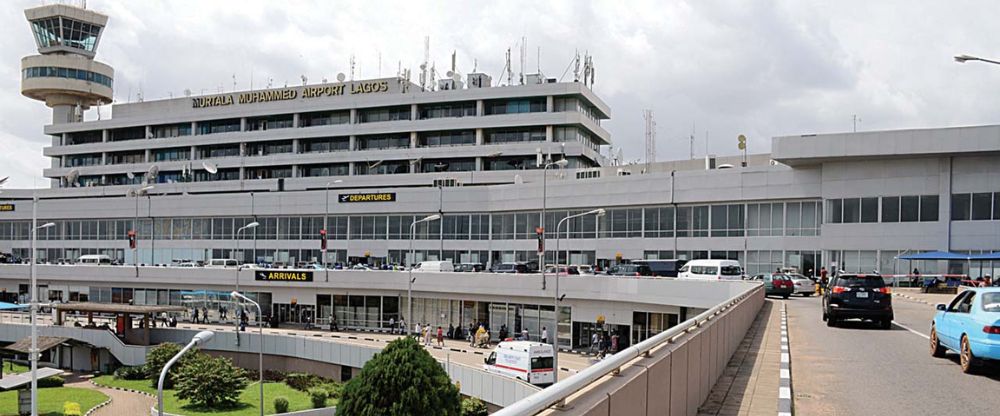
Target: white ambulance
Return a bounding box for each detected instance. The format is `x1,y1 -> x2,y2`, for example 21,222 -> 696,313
483,341 -> 555,386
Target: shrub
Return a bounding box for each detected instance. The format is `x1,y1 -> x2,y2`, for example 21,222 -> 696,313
309,388 -> 328,408
174,353 -> 248,408
274,397 -> 290,414
145,342 -> 198,388
37,375 -> 64,388
337,337 -> 461,416
321,382 -> 342,400
63,401 -> 82,416
284,372 -> 322,391
114,366 -> 147,380
461,397 -> 488,416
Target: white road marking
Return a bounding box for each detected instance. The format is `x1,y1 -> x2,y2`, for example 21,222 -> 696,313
780,368 -> 790,378
781,352 -> 790,363
892,321 -> 930,340
779,386 -> 792,399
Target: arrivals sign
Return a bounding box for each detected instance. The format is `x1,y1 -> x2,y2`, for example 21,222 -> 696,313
254,270 -> 314,282
192,80 -> 392,108
0,204 -> 13,212
338,192 -> 396,203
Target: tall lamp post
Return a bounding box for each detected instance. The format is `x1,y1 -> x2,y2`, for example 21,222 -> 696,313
29,194 -> 55,416
234,221 -> 259,344
131,185 -> 154,276
954,54 -> 1000,66
158,331 -> 214,416
324,179 -> 343,283
552,208 -> 604,383
539,159 -> 568,290
407,214 -> 440,336
231,291 -> 264,416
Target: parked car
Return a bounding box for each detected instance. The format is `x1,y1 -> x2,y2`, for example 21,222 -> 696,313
608,264 -> 653,277
677,259 -> 743,280
576,265 -> 595,275
492,262 -> 530,273
822,274 -> 893,329
414,261 -> 455,272
544,265 -> 580,275
455,263 -> 485,272
788,273 -> 817,296
750,274 -> 794,298
930,287 -> 1000,373
632,259 -> 687,277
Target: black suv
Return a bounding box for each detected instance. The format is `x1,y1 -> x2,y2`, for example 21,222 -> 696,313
822,274 -> 893,329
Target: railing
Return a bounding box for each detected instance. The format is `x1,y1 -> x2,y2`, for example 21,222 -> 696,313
493,283 -> 763,416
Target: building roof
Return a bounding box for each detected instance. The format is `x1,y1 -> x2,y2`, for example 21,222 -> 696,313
52,302 -> 185,314
4,336 -> 70,354
0,367 -> 63,390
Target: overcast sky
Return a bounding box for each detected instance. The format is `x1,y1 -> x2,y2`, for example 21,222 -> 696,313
2,0 -> 999,188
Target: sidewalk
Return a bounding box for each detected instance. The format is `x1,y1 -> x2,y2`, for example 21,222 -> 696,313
893,287 -> 963,306
698,299 -> 780,416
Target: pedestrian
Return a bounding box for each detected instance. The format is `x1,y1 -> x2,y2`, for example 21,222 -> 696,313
521,328 -> 529,341
192,307 -> 199,324
589,332 -> 599,354
447,324 -> 455,339
469,323 -> 476,346
541,327 -> 548,344
499,324 -> 508,342
415,322 -> 422,340
437,326 -> 444,346
819,267 -> 829,294
389,317 -> 395,334
202,307 -> 208,324
424,324 -> 433,346
611,332 -> 619,353
911,267 -> 921,288
398,318 -> 405,335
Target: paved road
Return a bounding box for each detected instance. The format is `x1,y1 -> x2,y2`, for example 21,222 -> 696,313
786,294 -> 1000,415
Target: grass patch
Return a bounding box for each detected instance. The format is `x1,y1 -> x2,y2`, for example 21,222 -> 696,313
1,361 -> 29,376
0,387 -> 107,416
92,375 -> 322,416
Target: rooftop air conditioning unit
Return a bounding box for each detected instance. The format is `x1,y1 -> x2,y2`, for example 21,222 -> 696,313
468,73 -> 492,88
525,73 -> 544,85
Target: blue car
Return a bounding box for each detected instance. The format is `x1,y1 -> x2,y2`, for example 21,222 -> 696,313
930,288 -> 1000,373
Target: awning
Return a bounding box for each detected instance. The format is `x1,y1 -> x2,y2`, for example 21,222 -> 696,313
52,302 -> 185,315
0,302 -> 27,310
972,252 -> 1000,261
3,336 -> 70,354
0,367 -> 63,390
897,251 -> 975,261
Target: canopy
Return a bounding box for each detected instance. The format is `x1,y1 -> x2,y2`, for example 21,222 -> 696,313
0,301 -> 26,310
897,251 -> 975,261
972,252 -> 1000,261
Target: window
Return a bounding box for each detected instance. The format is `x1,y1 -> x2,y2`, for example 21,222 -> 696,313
299,110 -> 350,127
356,135 -> 410,150
419,102 -> 476,119
881,196 -> 899,222
421,159 -> 475,172
418,130 -> 475,147
920,195 -> 939,222
710,205 -> 744,237
302,164 -> 349,177
484,128 -> 546,144
484,98 -> 546,115
301,137 -> 349,153
23,66 -> 112,88
951,194 -> 971,221
355,160 -> 409,175
152,123 -> 191,138
860,197 -> 878,223
972,192 -> 992,220
643,207 -> 674,238
842,198 -> 860,223
196,119 -> 241,135
357,106 -> 411,123
247,115 -> 294,131
828,199 -> 843,224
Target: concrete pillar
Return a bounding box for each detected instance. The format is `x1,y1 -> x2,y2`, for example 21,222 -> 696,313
101,153 -> 107,165
349,135 -> 357,151
546,95 -> 554,112
475,129 -> 484,145
410,132 -> 418,149
350,109 -> 358,124
191,122 -> 197,135
293,113 -> 300,128
292,165 -> 299,177
476,100 -> 484,116
348,162 -> 355,175
145,125 -> 153,139
411,104 -> 418,120
546,125 -> 554,142
475,157 -> 483,171
190,146 -> 196,160
292,139 -> 300,154
60,133 -> 66,146
101,129 -> 108,142
144,149 -> 151,163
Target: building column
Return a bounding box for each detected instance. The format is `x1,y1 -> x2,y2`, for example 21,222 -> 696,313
349,135 -> 356,151
350,109 -> 358,124
546,95 -> 554,112
411,104 -> 418,121
191,122 -> 197,135
475,128 -> 484,145
293,113 -> 300,128
145,125 -> 153,139
476,100 -> 484,116
144,149 -> 151,163
292,165 -> 299,177
189,146 -> 196,160
101,152 -> 107,165
59,133 -> 66,146
546,125 -> 554,142
101,129 -> 108,143
475,157 -> 483,171
292,139 -> 300,154
410,132 -> 418,149
240,118 -> 247,132
348,162 -> 355,175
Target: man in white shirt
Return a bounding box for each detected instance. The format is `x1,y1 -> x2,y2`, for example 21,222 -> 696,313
541,327 -> 549,344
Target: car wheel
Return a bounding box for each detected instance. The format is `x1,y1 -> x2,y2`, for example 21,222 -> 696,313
782,294 -> 790,299
826,316 -> 836,327
880,319 -> 892,330
822,311 -> 828,322
960,335 -> 979,374
929,326 -> 946,358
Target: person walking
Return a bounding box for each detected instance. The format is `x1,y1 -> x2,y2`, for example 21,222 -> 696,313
436,326 -> 444,346
192,307 -> 199,324
819,267 -> 829,295
541,327 -> 549,344
389,317 -> 395,334
424,324 -> 433,346
469,323 -> 477,346
589,332 -> 599,354
521,328 -> 529,341
414,322 -> 421,340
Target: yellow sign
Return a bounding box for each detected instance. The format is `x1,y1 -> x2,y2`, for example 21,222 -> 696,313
596,315 -> 606,326
192,80 -> 392,108
0,204 -> 13,212
254,270 -> 314,282
338,192 -> 396,203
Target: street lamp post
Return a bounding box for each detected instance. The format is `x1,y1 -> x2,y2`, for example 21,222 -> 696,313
158,331 -> 214,416
324,180 -> 343,283
132,185 -> 154,276
408,214 -> 441,337
552,208 -> 604,384
232,291 -> 264,416
234,222 -> 259,343
29,194 -> 55,416
954,54 -> 1000,66
539,159 -> 569,291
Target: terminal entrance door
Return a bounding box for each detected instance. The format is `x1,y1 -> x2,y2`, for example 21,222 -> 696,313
274,303 -> 315,324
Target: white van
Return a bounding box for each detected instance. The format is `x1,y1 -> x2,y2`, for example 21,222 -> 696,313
483,341 -> 554,386
413,260 -> 454,272
205,258 -> 239,268
677,259 -> 743,280
77,254 -> 113,265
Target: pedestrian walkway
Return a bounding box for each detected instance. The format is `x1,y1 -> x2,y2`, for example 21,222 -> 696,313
64,373 -> 153,416
893,287 -> 962,306
698,299 -> 781,416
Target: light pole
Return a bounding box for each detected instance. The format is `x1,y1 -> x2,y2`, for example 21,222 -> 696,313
408,214 -> 440,336
539,159 -> 568,291
158,331 -> 214,416
231,291 -> 264,416
954,54 -> 1000,66
234,221 -> 259,343
552,208 -> 604,383
131,185 -> 154,276
324,179 -> 343,282
29,193 -> 55,416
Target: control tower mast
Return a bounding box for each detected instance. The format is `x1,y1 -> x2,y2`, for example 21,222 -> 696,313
21,3 -> 113,125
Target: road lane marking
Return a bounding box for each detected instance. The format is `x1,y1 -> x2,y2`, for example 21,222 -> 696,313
778,302 -> 793,416
892,321 -> 930,340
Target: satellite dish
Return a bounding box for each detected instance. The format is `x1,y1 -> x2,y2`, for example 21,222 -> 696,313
336,73 -> 346,82
65,169 -> 80,187
446,70 -> 454,78
147,165 -> 160,183
126,171 -> 135,180
452,73 -> 461,82
202,161 -> 218,174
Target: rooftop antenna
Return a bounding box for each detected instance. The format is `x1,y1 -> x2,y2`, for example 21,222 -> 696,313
519,36 -> 526,84
506,47 -> 513,85
430,61 -> 436,91
349,55 -> 356,81
690,122 -> 695,160
451,50 -> 457,73
473,58 -> 478,72
232,73 -> 236,92
378,51 -> 382,78
420,35 -> 430,91
300,75 -> 308,86
644,109 -> 656,165
705,130 -> 709,157
537,46 -> 541,73
853,114 -> 861,132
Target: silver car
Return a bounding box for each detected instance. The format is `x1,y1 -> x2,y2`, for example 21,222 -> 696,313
788,273 -> 817,296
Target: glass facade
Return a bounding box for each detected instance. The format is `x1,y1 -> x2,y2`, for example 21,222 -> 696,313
23,66 -> 112,88
31,17 -> 102,51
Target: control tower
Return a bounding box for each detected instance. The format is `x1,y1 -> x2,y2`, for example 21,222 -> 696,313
21,4 -> 113,125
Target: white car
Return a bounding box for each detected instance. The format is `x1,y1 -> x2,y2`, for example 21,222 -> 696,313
787,273 -> 817,296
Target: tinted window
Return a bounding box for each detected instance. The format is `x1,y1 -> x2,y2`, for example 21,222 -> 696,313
721,266 -> 742,276
834,275 -> 885,287
981,293 -> 1000,312
531,356 -> 553,369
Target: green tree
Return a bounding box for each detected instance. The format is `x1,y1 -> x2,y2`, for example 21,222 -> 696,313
144,343 -> 199,388
174,353 -> 249,408
337,337 -> 461,416
461,397 -> 488,416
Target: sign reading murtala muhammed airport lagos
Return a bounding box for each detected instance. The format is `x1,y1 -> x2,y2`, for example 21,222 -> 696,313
255,270 -> 313,282
338,192 -> 396,203
0,204 -> 14,212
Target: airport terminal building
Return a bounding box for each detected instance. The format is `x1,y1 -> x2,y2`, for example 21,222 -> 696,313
4,3 -> 1000,350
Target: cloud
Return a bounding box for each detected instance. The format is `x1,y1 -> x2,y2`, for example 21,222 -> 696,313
1,0 -> 998,187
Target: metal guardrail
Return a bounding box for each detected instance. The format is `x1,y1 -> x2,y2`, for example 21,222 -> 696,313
493,283 -> 763,416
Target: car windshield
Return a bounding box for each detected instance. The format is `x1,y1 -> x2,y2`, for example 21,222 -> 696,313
836,276 -> 885,287
982,293 -> 1000,312
530,356 -> 554,370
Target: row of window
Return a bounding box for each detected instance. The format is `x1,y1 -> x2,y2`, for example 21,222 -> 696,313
23,66 -> 113,88
826,195 -> 939,224
30,17 -> 102,52
951,192 -> 1000,221
0,202 -> 823,242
